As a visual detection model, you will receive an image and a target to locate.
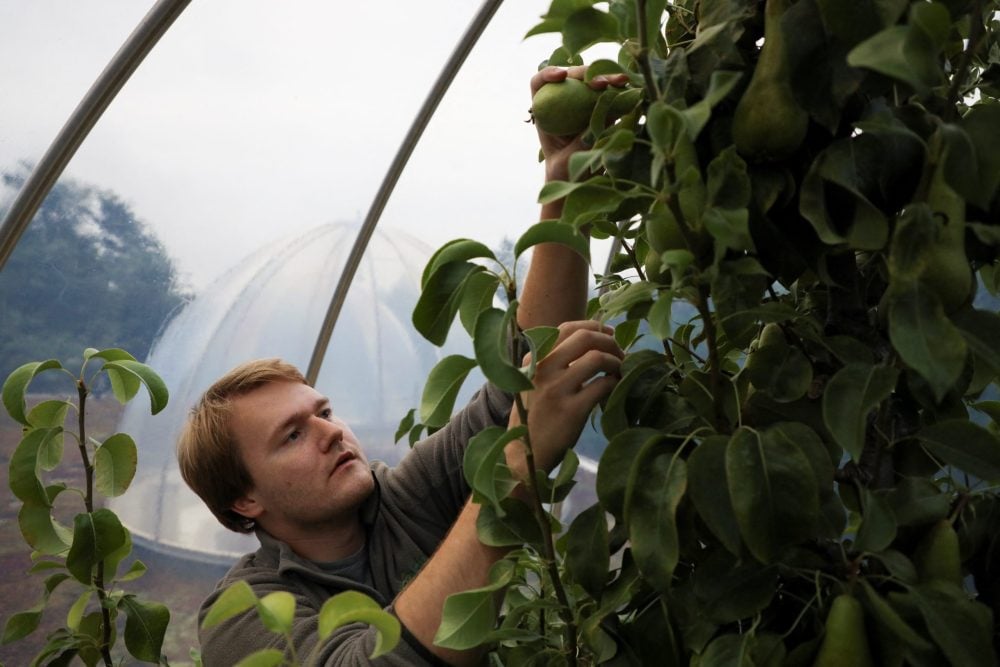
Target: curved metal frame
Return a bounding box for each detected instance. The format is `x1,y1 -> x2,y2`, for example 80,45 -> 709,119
0,0 -> 191,270
0,0 -> 505,387
305,0 -> 505,384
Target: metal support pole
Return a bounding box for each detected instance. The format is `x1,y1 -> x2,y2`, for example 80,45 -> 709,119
0,0 -> 191,270
306,0 -> 504,384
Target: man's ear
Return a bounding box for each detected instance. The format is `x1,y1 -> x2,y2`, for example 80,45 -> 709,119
232,493 -> 264,520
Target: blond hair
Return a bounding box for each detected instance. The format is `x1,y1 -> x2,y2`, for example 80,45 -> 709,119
177,358 -> 307,533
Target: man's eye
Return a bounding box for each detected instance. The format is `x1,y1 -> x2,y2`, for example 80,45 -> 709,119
286,429 -> 302,443
320,408 -> 333,420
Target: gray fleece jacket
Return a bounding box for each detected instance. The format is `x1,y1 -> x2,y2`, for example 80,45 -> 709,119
197,383 -> 512,666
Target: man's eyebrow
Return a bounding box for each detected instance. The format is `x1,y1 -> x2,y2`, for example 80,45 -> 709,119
267,396 -> 331,444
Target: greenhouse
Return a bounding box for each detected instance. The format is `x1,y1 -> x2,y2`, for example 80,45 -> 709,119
3,0 -> 1000,665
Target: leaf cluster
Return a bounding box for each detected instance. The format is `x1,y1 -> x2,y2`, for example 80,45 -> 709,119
2,349 -> 170,665
405,0 -> 1000,664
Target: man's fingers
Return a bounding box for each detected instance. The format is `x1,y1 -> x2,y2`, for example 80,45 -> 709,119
531,66 -> 629,96
530,66 -> 568,95
553,319 -> 614,346
576,374 -> 619,408
544,325 -> 623,370
559,350 -> 623,391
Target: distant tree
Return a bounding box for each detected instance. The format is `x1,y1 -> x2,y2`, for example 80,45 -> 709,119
0,167 -> 189,387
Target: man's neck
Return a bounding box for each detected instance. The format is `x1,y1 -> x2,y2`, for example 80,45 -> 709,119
267,516 -> 366,563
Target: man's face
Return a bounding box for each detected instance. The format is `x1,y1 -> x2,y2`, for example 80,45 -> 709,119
228,380 -> 374,537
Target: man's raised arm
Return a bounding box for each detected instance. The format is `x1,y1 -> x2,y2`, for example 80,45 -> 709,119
392,67 -> 627,666
518,66 -> 628,330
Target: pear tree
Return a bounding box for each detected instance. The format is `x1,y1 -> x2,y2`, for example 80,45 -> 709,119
409,0 -> 1000,664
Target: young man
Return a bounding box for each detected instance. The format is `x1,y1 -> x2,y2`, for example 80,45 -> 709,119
177,67 -> 627,666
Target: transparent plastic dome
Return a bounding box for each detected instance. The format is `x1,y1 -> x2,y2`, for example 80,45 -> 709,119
109,222 -> 473,561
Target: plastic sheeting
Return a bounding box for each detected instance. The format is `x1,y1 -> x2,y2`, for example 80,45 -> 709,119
110,222 -> 469,560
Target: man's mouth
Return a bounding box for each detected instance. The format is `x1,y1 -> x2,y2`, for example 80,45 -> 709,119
331,451 -> 355,474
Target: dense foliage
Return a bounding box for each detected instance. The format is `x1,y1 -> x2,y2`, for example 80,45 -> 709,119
407,0 -> 1000,664
0,168 -> 189,386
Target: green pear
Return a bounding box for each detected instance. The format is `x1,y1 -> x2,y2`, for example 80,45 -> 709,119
813,594 -> 874,667
732,0 -> 809,161
923,150 -> 973,312
531,79 -> 600,136
913,519 -> 962,585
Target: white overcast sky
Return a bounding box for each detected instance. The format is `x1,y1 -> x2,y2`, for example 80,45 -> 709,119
0,1 -> 615,290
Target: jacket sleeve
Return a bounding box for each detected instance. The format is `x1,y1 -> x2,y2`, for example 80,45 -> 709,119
198,566 -> 447,666
380,382 -> 513,533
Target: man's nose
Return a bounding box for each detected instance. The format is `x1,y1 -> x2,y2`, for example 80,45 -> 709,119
313,416 -> 343,452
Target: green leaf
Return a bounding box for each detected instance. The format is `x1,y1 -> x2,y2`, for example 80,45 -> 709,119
564,503 -> 609,599
514,220 -> 590,263
847,17 -> 943,92
855,489 -> 897,553
883,481 -> 947,532
2,360 -> 63,425
394,408 -> 416,444
66,509 -> 127,584
106,367 -> 142,405
951,308 -> 1000,373
420,239 -> 497,288
475,499 -> 543,547
888,284 -> 966,402
522,326 -> 560,365
822,363 -> 898,462
596,281 -> 656,322
102,360 -> 169,415
726,426 -> 820,563
473,308 -> 532,393
625,442 -> 686,592
234,649 -> 285,667
414,261 -> 486,346
916,420 -> 1000,481
600,352 -> 667,439
434,560 -> 514,650
26,399 -> 72,431
2,609 -> 43,644
646,101 -> 688,154
538,179 -> 588,204
463,425 -> 525,513
119,595 -> 170,663
687,436 -> 743,556
597,428 -> 661,520
419,355 -> 477,428
66,589 -> 92,630
256,591 -> 295,634
458,271 -> 500,337
681,70 -> 742,138
202,581 -> 259,629
800,139 -> 889,250
89,348 -> 140,403
857,580 -> 934,653
911,582 -> 996,667
9,427 -> 61,505
647,292 -> 673,340
692,549 -> 777,625
562,7 -> 620,56
119,560 -> 148,582
103,525 -> 133,581
706,145 -> 751,211
744,344 -> 813,403
94,433 -> 138,498
18,501 -> 71,554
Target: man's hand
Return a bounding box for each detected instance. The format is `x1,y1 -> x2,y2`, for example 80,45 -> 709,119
531,66 -> 629,184
508,320 -> 624,475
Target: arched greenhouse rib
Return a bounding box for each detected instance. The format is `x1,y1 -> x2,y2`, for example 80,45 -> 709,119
0,0 -> 190,270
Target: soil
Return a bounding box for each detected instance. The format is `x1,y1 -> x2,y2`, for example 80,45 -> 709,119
0,395 -> 229,667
